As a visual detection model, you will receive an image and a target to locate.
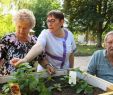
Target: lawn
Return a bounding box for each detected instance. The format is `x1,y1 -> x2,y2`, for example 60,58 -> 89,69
75,44 -> 103,56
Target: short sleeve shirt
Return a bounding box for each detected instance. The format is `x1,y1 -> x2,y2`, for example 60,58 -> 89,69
87,50 -> 113,83
37,29 -> 76,69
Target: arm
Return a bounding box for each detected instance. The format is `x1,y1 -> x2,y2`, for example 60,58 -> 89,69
0,59 -> 4,67
0,41 -> 6,67
69,53 -> 74,68
24,42 -> 43,62
39,57 -> 55,74
12,42 -> 43,66
12,30 -> 47,66
69,32 -> 76,68
87,52 -> 97,75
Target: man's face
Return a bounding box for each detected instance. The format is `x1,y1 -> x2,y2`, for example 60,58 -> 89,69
105,34 -> 113,55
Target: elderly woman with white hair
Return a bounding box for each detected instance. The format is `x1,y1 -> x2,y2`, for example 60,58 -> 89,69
0,9 -> 44,76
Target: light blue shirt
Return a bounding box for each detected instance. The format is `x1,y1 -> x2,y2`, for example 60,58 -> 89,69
87,49 -> 113,83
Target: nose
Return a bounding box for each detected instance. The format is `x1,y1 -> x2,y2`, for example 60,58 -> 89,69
111,43 -> 113,47
47,23 -> 52,28
19,28 -> 24,33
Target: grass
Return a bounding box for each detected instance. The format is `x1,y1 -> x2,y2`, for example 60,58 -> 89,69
75,44 -> 103,56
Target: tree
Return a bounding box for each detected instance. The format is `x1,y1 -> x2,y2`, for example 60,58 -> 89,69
0,0 -> 15,38
14,0 -> 61,36
63,0 -> 113,47
31,0 -> 61,36
0,0 -> 61,37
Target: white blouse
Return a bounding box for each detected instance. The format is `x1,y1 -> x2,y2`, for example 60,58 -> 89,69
37,29 -> 76,69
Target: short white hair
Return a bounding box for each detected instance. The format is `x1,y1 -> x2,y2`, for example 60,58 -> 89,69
104,31 -> 113,42
13,9 -> 36,28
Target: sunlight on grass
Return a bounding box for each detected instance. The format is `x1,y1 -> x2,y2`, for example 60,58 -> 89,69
75,44 -> 103,56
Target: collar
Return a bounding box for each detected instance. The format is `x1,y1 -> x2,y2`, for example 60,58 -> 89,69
103,49 -> 107,58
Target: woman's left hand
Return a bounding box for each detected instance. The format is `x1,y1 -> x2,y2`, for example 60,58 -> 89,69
46,65 -> 56,75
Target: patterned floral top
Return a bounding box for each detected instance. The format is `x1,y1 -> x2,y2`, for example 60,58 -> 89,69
0,33 -> 44,76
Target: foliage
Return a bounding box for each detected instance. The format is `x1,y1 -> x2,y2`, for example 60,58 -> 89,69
63,0 -> 113,47
46,73 -> 93,95
75,44 -> 103,56
31,0 -> 61,36
14,0 -> 61,36
1,63 -> 94,95
74,79 -> 93,94
0,0 -> 61,38
2,63 -> 50,95
0,0 -> 15,38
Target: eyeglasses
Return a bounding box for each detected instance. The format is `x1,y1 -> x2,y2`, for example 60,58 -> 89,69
46,19 -> 56,24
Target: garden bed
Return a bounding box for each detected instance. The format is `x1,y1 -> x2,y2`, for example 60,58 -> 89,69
0,76 -> 104,95
0,63 -> 112,95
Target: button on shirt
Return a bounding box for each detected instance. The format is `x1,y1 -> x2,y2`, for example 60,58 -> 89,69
87,50 -> 113,83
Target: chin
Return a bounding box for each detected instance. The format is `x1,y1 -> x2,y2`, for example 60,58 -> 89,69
109,51 -> 113,56
49,29 -> 53,32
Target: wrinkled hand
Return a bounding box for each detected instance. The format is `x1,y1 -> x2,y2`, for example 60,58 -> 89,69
10,58 -> 26,67
46,65 -> 56,75
0,44 -> 5,51
0,59 -> 4,67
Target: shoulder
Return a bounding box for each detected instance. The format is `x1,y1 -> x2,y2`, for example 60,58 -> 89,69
64,28 -> 74,40
92,49 -> 104,58
30,35 -> 37,40
41,29 -> 49,35
1,33 -> 15,42
38,29 -> 50,38
64,28 -> 73,35
94,50 -> 104,55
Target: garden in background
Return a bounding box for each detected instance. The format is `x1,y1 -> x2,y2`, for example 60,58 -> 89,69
75,44 -> 103,56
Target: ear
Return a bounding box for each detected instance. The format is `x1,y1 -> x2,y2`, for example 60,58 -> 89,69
60,19 -> 64,27
103,42 -> 106,48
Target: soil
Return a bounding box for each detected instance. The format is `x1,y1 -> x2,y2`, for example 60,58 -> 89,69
47,76 -> 104,95
52,87 -> 104,95
0,76 -> 105,95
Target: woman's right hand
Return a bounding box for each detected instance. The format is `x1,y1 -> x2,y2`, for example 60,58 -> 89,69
10,58 -> 26,67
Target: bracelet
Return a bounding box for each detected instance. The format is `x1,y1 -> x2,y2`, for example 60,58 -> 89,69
45,64 -> 50,67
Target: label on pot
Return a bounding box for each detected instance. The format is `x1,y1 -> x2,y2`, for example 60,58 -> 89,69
69,71 -> 76,85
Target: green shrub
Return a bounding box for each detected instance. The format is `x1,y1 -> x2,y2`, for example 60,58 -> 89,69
75,44 -> 103,56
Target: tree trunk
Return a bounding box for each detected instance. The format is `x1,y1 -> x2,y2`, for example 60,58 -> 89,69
96,32 -> 102,47
96,22 -> 103,48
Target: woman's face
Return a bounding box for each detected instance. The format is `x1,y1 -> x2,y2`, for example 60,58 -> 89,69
47,15 -> 64,33
15,20 -> 31,38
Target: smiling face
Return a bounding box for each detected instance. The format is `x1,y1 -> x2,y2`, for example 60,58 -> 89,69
47,15 -> 64,33
105,34 -> 113,56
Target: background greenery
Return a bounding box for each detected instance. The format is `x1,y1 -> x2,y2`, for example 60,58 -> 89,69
0,0 -> 112,56
75,44 -> 103,56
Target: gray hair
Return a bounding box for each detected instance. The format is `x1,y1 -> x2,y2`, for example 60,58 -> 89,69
13,9 -> 36,28
104,31 -> 113,42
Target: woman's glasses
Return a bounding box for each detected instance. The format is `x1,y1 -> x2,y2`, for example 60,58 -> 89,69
46,19 -> 56,24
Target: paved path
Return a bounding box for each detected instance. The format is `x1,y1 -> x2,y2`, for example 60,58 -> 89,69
74,56 -> 91,71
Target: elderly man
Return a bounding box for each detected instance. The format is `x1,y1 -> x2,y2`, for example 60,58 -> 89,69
87,31 -> 113,83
